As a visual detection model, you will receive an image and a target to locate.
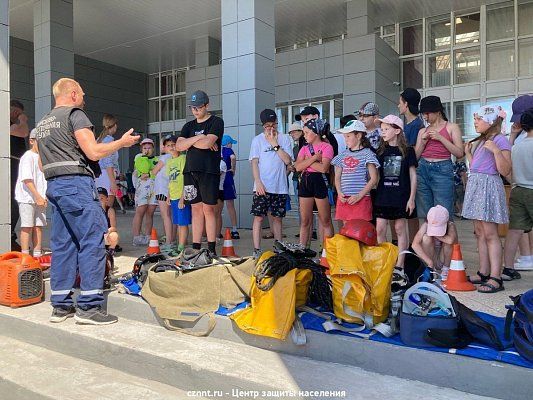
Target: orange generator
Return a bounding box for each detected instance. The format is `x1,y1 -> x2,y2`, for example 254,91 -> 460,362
0,252 -> 44,307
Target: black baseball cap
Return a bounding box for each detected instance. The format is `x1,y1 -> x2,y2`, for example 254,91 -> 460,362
260,109 -> 277,124
300,106 -> 320,116
97,187 -> 108,197
189,90 -> 209,107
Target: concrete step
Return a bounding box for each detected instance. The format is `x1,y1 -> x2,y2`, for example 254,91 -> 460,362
0,336 -> 195,400
0,302 -> 495,400
104,290 -> 530,400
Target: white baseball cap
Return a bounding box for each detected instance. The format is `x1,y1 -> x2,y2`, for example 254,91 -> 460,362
337,119 -> 366,134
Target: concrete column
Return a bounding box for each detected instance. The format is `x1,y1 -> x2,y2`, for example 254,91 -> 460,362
195,36 -> 221,68
221,0 -> 275,228
346,0 -> 377,38
33,0 -> 74,121
1,0 -> 11,251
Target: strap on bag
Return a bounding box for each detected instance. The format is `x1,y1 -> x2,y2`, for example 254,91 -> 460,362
162,312 -> 217,337
342,281 -> 375,329
290,315 -> 307,345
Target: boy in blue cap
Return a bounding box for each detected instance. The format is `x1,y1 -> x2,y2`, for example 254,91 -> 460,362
221,134 -> 239,239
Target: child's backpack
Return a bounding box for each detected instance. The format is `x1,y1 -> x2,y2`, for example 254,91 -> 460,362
505,289 -> 533,362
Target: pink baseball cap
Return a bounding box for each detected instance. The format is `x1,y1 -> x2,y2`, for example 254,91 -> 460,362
427,205 -> 449,237
140,138 -> 154,146
378,114 -> 404,130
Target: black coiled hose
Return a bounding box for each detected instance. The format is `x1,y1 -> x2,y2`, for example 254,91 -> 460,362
254,252 -> 333,311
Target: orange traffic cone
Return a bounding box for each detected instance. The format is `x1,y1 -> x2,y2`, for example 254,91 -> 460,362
319,246 -> 330,275
443,243 -> 476,291
147,228 -> 161,254
221,228 -> 238,257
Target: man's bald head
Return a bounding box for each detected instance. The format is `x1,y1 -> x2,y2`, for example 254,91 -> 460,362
52,78 -> 85,108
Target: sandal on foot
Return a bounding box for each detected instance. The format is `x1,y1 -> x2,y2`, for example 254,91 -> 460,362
468,271 -> 489,284
501,267 -> 521,281
478,277 -> 504,293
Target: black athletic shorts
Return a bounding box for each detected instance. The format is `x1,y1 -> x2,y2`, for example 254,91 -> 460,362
183,172 -> 219,206
298,172 -> 328,199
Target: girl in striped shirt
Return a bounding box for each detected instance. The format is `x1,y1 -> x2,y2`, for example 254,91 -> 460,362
332,119 -> 379,224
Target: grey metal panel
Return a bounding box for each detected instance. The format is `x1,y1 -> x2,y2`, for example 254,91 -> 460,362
453,84 -> 481,101
289,82 -> 306,101
375,35 -> 399,63
186,67 -> 206,83
238,89 -> 258,126
486,80 -> 515,98
424,87 -> 451,103
324,55 -> 343,78
344,71 -> 375,95
324,40 -> 343,58
306,44 -> 325,61
324,76 -> 343,96
306,59 -> 324,81
288,48 -> 306,65
343,50 -> 375,75
347,16 -> 375,38
221,0 -> 238,26
275,51 -> 289,67
235,123 -> 257,161
275,84 -> 290,103
518,77 -> 533,94
307,79 -> 325,98
289,62 -> 306,83
375,71 -> 400,103
221,23 -> 238,59
255,55 -> 275,94
206,77 -> 221,96
0,27 -> 8,93
343,34 -> 374,54
49,21 -> 74,52
221,57 -> 238,93
222,91 -> 239,127
276,65 -> 289,86
344,92 -> 374,115
374,51 -> 399,83
206,64 -> 221,79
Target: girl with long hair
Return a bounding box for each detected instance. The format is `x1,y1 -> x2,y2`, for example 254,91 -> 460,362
463,106 -> 512,293
374,115 -> 417,280
294,118 -> 334,246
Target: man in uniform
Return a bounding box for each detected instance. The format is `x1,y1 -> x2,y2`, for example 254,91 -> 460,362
36,78 -> 139,325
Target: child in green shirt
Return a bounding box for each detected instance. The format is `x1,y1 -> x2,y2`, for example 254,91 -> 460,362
167,147 -> 191,252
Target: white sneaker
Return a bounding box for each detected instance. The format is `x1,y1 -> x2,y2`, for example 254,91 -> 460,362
142,235 -> 151,245
132,235 -> 146,246
514,258 -> 533,271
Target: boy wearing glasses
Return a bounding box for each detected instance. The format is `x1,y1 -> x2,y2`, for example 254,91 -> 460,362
176,90 -> 224,256
249,109 -> 293,259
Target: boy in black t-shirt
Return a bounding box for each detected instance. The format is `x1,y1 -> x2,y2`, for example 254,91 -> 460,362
177,90 -> 224,255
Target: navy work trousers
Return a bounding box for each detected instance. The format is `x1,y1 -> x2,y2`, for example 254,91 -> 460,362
47,175 -> 108,309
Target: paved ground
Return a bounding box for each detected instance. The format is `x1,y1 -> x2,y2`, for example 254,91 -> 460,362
37,206 -> 532,317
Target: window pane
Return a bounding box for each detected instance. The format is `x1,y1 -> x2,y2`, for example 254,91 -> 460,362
427,17 -> 451,51
175,71 -> 186,93
401,22 -> 423,55
383,35 -> 396,51
454,99 -> 480,139
486,97 -> 514,134
454,48 -> 480,84
160,73 -> 173,97
148,75 -> 159,98
519,1 -> 533,37
402,58 -> 423,89
149,100 -> 159,123
383,24 -> 395,35
454,14 -> 480,45
161,98 -> 173,121
333,99 -> 343,130
519,38 -> 533,76
487,4 -> 514,41
487,42 -> 515,81
427,53 -> 451,87
174,95 -> 186,120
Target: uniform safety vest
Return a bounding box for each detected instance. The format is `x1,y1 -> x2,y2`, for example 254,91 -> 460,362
36,106 -> 101,180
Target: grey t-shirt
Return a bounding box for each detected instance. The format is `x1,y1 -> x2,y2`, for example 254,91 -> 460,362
70,109 -> 94,133
512,136 -> 533,189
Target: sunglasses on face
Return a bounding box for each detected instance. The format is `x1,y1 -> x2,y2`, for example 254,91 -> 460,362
189,105 -> 206,112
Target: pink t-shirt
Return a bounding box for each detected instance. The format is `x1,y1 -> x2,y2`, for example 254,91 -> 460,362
298,142 -> 334,173
470,134 -> 511,175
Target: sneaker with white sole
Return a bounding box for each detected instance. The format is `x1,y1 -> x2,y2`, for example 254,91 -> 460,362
50,306 -> 76,323
514,258 -> 533,271
74,307 -> 118,325
132,235 -> 146,246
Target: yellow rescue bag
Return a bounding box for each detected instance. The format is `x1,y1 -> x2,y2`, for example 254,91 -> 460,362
325,234 -> 398,326
230,251 -> 313,340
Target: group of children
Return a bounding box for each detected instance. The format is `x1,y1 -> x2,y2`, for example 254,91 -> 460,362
129,133 -> 239,254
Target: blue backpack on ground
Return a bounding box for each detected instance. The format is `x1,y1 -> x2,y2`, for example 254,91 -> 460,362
505,289 -> 533,362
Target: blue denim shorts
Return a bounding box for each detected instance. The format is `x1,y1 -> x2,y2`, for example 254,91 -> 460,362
416,158 -> 454,219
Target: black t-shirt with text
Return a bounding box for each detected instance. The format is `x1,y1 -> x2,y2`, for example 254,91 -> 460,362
180,115 -> 224,175
375,146 -> 417,208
